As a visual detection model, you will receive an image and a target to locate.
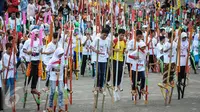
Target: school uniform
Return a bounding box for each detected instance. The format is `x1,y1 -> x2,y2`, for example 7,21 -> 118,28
147,36 -> 157,71
178,40 -> 189,83
92,36 -> 109,88
163,40 -> 177,84
2,52 -> 17,97
156,42 -> 164,73
81,35 -> 93,76
23,38 -> 42,89
46,48 -> 65,109
129,41 -> 146,90
112,38 -> 126,86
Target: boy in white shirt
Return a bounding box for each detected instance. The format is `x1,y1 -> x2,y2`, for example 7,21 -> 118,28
163,32 -> 177,86
2,43 -> 17,102
156,36 -> 165,73
129,40 -> 147,94
91,28 -> 110,92
42,33 -> 59,91
81,30 -> 93,76
147,30 -> 157,72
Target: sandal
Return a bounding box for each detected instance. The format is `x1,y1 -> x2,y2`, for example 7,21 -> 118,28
58,109 -> 64,112
31,89 -> 41,95
131,90 -> 137,95
47,107 -> 53,112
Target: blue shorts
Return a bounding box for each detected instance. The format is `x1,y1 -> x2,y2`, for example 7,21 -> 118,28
194,55 -> 199,63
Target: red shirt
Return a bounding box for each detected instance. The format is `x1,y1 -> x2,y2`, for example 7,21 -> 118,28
7,0 -> 20,13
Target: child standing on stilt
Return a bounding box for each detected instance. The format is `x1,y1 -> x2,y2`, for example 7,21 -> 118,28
91,28 -> 110,92
46,48 -> 65,111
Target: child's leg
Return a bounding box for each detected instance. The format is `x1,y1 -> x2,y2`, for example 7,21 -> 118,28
190,56 -> 196,72
169,63 -> 176,83
127,63 -> 130,75
117,61 -> 123,86
113,60 -> 117,86
163,64 -> 168,84
4,79 -> 9,95
131,71 -> 136,90
97,62 -> 101,88
31,63 -> 39,90
45,72 -> 50,87
140,71 -> 146,90
49,81 -> 56,108
58,81 -> 64,109
99,62 -> 106,88
107,59 -> 111,82
92,63 -> 95,78
81,55 -> 87,76
9,78 -> 15,97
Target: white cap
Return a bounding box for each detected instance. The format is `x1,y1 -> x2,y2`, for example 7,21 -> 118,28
139,41 -> 146,48
181,32 -> 187,38
142,25 -> 148,28
32,29 -> 39,34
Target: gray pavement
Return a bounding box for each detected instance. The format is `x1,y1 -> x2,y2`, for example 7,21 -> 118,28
2,67 -> 200,112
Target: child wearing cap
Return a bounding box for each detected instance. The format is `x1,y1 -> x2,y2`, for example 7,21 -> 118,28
177,32 -> 190,99
129,40 -> 147,94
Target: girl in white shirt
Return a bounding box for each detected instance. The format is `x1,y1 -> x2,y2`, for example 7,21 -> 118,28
177,32 -> 189,99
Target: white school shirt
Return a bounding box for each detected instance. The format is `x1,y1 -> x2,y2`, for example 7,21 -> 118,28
81,36 -> 92,55
7,18 -> 20,30
130,50 -> 146,71
23,38 -> 42,61
192,40 -> 199,56
91,36 -> 109,63
27,4 -> 36,19
2,52 -> 17,79
126,39 -> 141,63
180,40 -> 189,66
156,43 -> 164,59
22,39 -> 31,62
48,58 -> 64,81
163,41 -> 177,64
147,37 -> 157,55
43,42 -> 56,65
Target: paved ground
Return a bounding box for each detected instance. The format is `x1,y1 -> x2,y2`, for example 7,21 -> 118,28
1,67 -> 200,112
